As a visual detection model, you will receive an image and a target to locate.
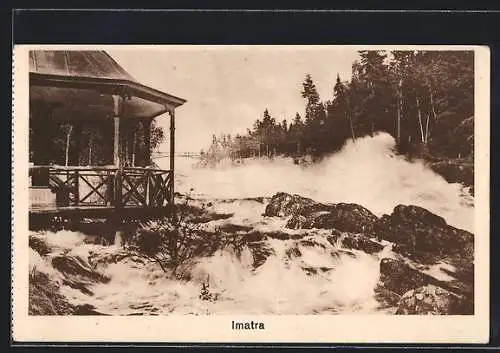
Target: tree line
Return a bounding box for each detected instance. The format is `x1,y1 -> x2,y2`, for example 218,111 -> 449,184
200,50 -> 474,165
29,103 -> 165,167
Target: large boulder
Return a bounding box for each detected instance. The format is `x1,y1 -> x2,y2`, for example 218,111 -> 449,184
264,192 -> 329,217
266,192 -> 378,233
376,258 -> 473,310
328,231 -> 384,254
29,270 -> 75,315
29,235 -> 52,256
374,205 -> 474,263
377,258 -> 429,296
51,255 -> 110,295
51,255 -> 109,283
287,203 -> 378,233
396,285 -> 473,315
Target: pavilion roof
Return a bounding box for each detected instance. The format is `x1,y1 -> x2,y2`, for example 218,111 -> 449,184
29,50 -> 186,121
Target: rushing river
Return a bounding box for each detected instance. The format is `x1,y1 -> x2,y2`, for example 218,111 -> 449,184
30,133 -> 474,315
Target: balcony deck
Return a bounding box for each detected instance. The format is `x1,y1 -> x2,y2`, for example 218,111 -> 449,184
29,165 -> 173,220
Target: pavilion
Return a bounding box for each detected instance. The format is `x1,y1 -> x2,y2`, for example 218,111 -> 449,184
29,50 -> 186,229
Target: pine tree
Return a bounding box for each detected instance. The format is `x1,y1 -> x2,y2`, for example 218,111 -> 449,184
301,74 -> 321,123
301,74 -> 325,153
333,73 -> 356,142
198,50 -> 474,164
358,50 -> 391,136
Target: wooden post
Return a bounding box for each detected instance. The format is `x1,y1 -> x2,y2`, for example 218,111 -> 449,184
64,124 -> 73,166
74,123 -> 82,205
112,95 -> 123,208
113,116 -> 120,167
132,126 -> 137,167
112,95 -> 124,247
114,228 -> 125,247
169,109 -> 175,206
144,119 -> 152,166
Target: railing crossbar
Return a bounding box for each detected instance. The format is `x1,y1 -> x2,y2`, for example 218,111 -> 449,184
78,174 -> 108,204
31,166 -> 173,209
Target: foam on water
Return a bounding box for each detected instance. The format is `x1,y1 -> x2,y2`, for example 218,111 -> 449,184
51,235 -> 384,315
31,132 -> 474,315
170,132 -> 473,231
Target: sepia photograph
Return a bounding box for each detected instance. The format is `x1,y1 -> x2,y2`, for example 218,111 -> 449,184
12,45 -> 490,342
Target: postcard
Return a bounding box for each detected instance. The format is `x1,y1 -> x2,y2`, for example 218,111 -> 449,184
12,44 -> 490,343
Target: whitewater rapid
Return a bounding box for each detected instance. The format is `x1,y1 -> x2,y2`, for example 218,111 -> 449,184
30,132 -> 474,315
171,133 -> 473,232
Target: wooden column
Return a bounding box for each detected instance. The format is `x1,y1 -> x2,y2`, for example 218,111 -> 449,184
73,122 -> 81,205
169,109 -> 175,206
114,228 -> 125,248
112,98 -> 123,208
144,119 -> 152,166
111,95 -> 124,247
113,116 -> 120,167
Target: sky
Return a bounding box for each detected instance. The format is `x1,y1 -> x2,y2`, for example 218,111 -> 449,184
108,46 -> 360,153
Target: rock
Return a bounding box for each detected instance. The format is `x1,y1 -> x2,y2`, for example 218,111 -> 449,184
377,258 -> 429,296
258,231 -> 303,241
51,255 -> 110,286
190,211 -> 233,223
29,235 -> 52,256
266,192 -> 378,233
264,192 -> 329,217
218,224 -> 254,233
299,238 -> 327,249
286,214 -> 309,229
341,234 -> 384,254
74,304 -> 107,315
374,205 -> 474,262
374,287 -> 401,309
29,270 -> 75,315
377,257 -> 473,303
246,241 -> 275,269
30,269 -> 107,315
243,231 -> 267,242
330,231 -> 384,254
301,266 -> 333,276
287,204 -> 378,233
316,203 -> 379,233
285,246 -> 302,260
90,250 -> 139,267
396,285 -> 473,315
429,159 -> 474,190
450,261 -> 474,285
337,249 -> 357,258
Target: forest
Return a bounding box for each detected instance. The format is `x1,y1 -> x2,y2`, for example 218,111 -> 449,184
199,50 -> 474,165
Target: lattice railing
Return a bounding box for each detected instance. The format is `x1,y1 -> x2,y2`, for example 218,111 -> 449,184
29,166 -> 173,208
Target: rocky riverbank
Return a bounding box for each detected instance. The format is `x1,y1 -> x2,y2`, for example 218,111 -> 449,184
29,191 -> 474,315
428,159 -> 474,195
264,192 -> 474,314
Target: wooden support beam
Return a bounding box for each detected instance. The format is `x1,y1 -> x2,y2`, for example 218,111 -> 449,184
112,95 -> 123,168
112,94 -> 124,208
72,122 -> 82,205
144,119 -> 152,166
72,122 -> 82,165
169,109 -> 175,205
114,229 -> 125,247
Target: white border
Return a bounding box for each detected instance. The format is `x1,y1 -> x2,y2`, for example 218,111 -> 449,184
12,45 -> 490,343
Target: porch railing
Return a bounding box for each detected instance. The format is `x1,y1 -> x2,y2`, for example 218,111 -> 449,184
29,165 -> 173,208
